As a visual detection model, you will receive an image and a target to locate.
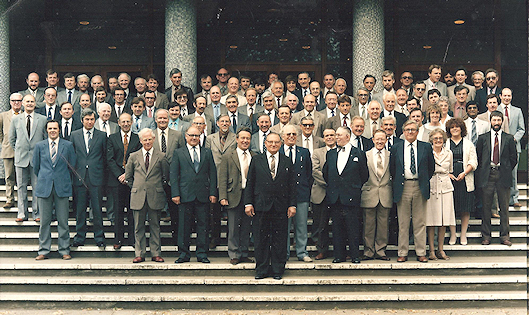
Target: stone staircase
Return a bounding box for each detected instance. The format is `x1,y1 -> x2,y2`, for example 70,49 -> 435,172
0,183 -> 527,311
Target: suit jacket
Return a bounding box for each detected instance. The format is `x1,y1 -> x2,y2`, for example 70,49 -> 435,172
0,110 -> 16,158
106,131 -> 142,187
218,149 -> 256,209
243,152 -> 297,212
475,131 -> 517,188
324,112 -> 357,131
380,111 -> 407,137
9,112 -> 48,167
109,103 -> 132,123
280,145 -> 313,203
499,104 -> 525,153
227,112 -> 251,134
125,148 -> 169,210
290,110 -> 327,137
372,90 -> 395,107
447,83 -> 476,106
204,103 -> 228,124
35,105 -> 62,121
154,91 -> 170,110
169,119 -> 191,133
238,104 -> 264,119
475,86 -> 501,114
310,146 -> 330,204
170,146 -> 217,203
94,119 -> 119,136
323,144 -> 368,207
32,138 -> 76,198
351,134 -> 374,152
59,117 -> 83,141
153,128 -> 185,163
165,85 -> 195,115
362,118 -> 382,139
390,139 -> 435,203
423,79 -> 448,97
56,89 -> 82,109
19,88 -> 45,108
70,128 -> 107,186
361,148 -> 392,208
205,132 -> 237,180
131,114 -> 156,134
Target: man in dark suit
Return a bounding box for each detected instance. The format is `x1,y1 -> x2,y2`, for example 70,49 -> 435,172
225,95 -> 251,134
171,126 -> 217,263
323,126 -> 369,264
293,72 -> 311,111
59,102 -> 82,141
244,132 -> 297,280
475,69 -> 501,114
33,120 -> 76,260
36,87 -> 61,121
351,116 -> 374,152
125,128 -> 169,263
70,108 -> 107,247
218,127 -> 255,264
476,111 -> 517,246
107,113 -> 142,249
380,93 -> 407,137
165,68 -> 194,112
390,120 -> 435,263
251,95 -> 279,133
110,87 -> 132,123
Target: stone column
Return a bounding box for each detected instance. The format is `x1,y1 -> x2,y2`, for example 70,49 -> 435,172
0,0 -> 9,112
352,0 -> 384,96
165,0 -> 197,93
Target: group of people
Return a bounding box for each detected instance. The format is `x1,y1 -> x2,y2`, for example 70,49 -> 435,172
1,65 -> 523,280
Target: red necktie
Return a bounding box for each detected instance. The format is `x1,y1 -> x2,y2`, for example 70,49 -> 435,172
343,117 -> 347,127
493,133 -> 499,165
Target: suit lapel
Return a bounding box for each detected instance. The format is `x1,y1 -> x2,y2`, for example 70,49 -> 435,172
231,150 -> 241,172
182,146 -> 194,170
500,132 -> 507,157
146,150 -> 160,176
197,147 -> 206,172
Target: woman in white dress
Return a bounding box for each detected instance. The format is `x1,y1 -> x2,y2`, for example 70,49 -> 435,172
426,129 -> 455,260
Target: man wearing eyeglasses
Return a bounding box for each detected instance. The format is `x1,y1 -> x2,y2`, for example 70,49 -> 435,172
399,72 -> 414,96
390,120 -> 435,263
475,68 -> 501,114
215,68 -> 230,96
411,81 -> 427,111
296,116 -> 325,155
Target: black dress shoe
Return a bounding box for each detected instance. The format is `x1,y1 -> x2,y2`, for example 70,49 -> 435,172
175,257 -> 190,263
71,242 -> 84,247
255,274 -> 267,280
352,257 -> 361,263
332,258 -> 344,263
361,255 -> 374,261
97,242 -> 105,248
239,257 -> 255,263
199,257 -> 210,263
376,255 -> 391,261
273,275 -> 282,280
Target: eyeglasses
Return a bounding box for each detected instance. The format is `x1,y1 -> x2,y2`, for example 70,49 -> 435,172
358,94 -> 369,97
486,77 -> 497,81
176,96 -> 187,100
145,97 -> 155,100
401,76 -> 413,80
432,137 -> 444,141
193,122 -> 206,125
217,73 -> 229,76
403,128 -> 418,133
10,99 -> 22,102
186,134 -> 201,138
285,133 -> 297,136
301,124 -> 314,127
415,88 -> 426,91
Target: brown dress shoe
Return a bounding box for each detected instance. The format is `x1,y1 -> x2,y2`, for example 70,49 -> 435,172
35,255 -> 48,260
133,257 -> 145,263
501,239 -> 512,246
230,258 -> 240,265
513,203 -> 522,207
3,202 -> 14,208
417,256 -> 428,263
314,253 -> 326,260
34,218 -> 40,222
481,239 -> 491,245
151,256 -> 164,263
62,254 -> 72,260
397,256 -> 407,262
15,218 -> 25,222
113,244 -> 122,250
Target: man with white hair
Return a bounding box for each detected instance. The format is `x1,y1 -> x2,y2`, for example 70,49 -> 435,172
95,103 -> 119,136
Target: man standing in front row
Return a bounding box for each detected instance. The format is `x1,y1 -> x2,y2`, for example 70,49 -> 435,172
34,120 -> 76,260
476,111 -> 517,246
323,126 -> 369,264
125,128 -> 169,263
390,120 -> 434,263
245,132 -> 297,280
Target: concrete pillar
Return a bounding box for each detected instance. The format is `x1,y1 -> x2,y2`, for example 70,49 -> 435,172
165,0 -> 197,92
0,0 -> 9,112
352,0 -> 384,95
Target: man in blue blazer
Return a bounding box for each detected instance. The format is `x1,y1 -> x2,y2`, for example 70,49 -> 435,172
280,125 -> 313,262
323,126 -> 369,264
171,125 -> 218,263
70,108 -> 107,247
390,120 -> 434,263
475,68 -> 501,114
130,97 -> 156,134
9,94 -> 48,222
33,120 -> 76,260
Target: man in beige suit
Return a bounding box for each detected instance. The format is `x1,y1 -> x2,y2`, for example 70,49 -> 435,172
447,68 -> 476,105
361,129 -> 392,261
310,128 -> 336,260
290,94 -> 326,137
325,95 -> 359,131
363,100 -> 382,139
0,93 -> 23,208
205,114 -> 237,248
125,128 -> 169,263
218,127 -> 255,265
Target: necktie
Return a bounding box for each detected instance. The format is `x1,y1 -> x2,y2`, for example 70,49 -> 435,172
51,141 -> 57,164
123,133 -> 128,168
124,91 -> 128,99
368,93 -> 372,103
64,121 -> 69,138
377,151 -> 383,178
262,133 -> 268,153
47,107 -> 52,120
161,130 -> 166,153
471,120 -> 477,145
343,116 -> 347,127
118,106 -> 122,117
103,121 -> 108,135
307,111 -> 312,117
241,151 -> 249,187
148,107 -> 153,118
232,113 -> 237,132
68,91 -> 72,103
26,115 -> 31,137
14,111 -> 19,115
289,146 -> 294,164
277,97 -> 281,107
135,116 -> 140,130
372,121 -> 377,136
331,109 -> 335,117
145,151 -> 150,171
193,146 -> 200,172
387,138 -> 392,150
249,106 -> 253,120
304,137 -> 310,150
505,106 -> 509,124
357,136 -> 363,151
270,155 -> 276,179
220,133 -> 226,149
303,89 -> 307,97
410,144 -> 416,175
214,105 -> 220,121
87,130 -> 92,152
493,132 -> 499,165
361,106 -> 365,119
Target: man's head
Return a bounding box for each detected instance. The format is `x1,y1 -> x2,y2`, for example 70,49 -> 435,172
303,94 -> 316,112
309,81 -> 321,98
22,94 -> 36,114
236,127 -> 252,150
454,68 -> 468,85
9,93 -> 23,112
227,77 -> 240,95
381,116 -> 396,137
427,89 -> 441,105
335,126 -> 351,147
373,129 -> 388,150
351,117 -> 365,136
284,75 -> 296,93
490,111 -> 504,132
486,94 -> 500,112
131,97 -> 145,116
216,68 -> 230,84
240,76 -> 251,91
337,95 -> 352,115
46,120 -> 60,141
134,77 -> 147,94
323,73 -> 335,90
271,81 -> 284,97
408,109 -> 423,126
300,116 -> 315,137
298,72 -> 310,89
113,87 -> 126,105
95,87 -> 107,103
169,68 -> 182,88
168,102 -> 181,120
413,82 -> 426,99
466,101 -> 479,119
325,91 -> 337,110
79,93 -> 91,109
45,69 -> 59,88
254,78 -> 266,94
267,72 -> 278,87
265,132 -> 281,154
60,102 -> 74,120
367,100 -> 382,120
118,73 -> 131,89
185,126 -> 201,147
277,105 -> 291,124
77,74 -> 89,92
485,68 -> 499,89
44,87 -> 57,106
200,74 -> 212,92
155,109 -> 169,130
147,74 -> 160,92
382,93 -> 396,112
90,75 -> 103,91
108,77 -> 119,91
400,71 -> 413,88
98,103 -> 111,122
256,112 -> 271,133
81,108 -> 96,130
322,128 -> 336,147
281,125 -> 297,147
139,128 -> 155,151
26,72 -> 40,90
500,88 -> 512,105
406,97 -> 419,112
118,113 -> 133,133
175,89 -> 188,106
245,87 -> 257,105
363,75 -> 376,92
285,94 -> 298,112
444,69 -> 454,85
144,90 -> 156,108
454,85 -> 469,104
64,73 -> 76,90
402,120 -> 419,142
192,116 -> 206,134
396,89 -> 408,106
334,78 -> 347,95
428,64 -> 442,83
381,70 -> 395,91
194,96 -> 207,114
216,114 -> 231,133
263,95 -> 275,111
210,86 -> 221,104
225,95 -> 239,113
357,87 -> 369,106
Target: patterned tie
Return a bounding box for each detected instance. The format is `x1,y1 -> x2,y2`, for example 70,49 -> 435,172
193,146 -> 200,172
122,133 -> 128,168
161,130 -> 166,153
410,143 -> 416,175
51,141 -> 57,164
103,121 -> 108,136
471,120 -> 478,145
148,107 -> 153,118
493,132 -> 499,165
377,150 -> 383,179
504,106 -> 510,130
343,116 -> 347,127
249,107 -> 254,121
270,155 -> 276,179
331,109 -> 335,117
262,133 -> 268,153
47,107 -> 52,120
135,116 -> 140,130
68,91 -> 72,103
145,151 -> 150,171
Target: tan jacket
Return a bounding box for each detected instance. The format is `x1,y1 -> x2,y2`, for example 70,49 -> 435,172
0,110 -> 15,158
360,148 -> 393,208
218,149 -> 256,209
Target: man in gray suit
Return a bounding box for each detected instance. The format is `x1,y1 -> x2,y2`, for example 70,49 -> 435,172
291,94 -> 327,138
125,128 -> 169,263
447,68 -> 476,105
9,94 -> 47,222
95,103 -> 119,136
0,93 -> 23,208
131,97 -> 156,134
424,64 -> 448,97
225,95 -> 251,134
56,73 -> 81,109
324,95 -> 359,131
183,96 -> 215,135
219,127 -> 255,264
361,129 -> 392,261
499,88 -> 525,207
239,88 -> 264,122
19,72 -> 45,108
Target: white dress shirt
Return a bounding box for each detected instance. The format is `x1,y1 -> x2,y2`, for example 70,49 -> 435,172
237,147 -> 251,189
301,135 -> 313,154
187,143 -> 200,163
266,150 -> 279,178
98,118 -> 111,136
337,143 -> 351,175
